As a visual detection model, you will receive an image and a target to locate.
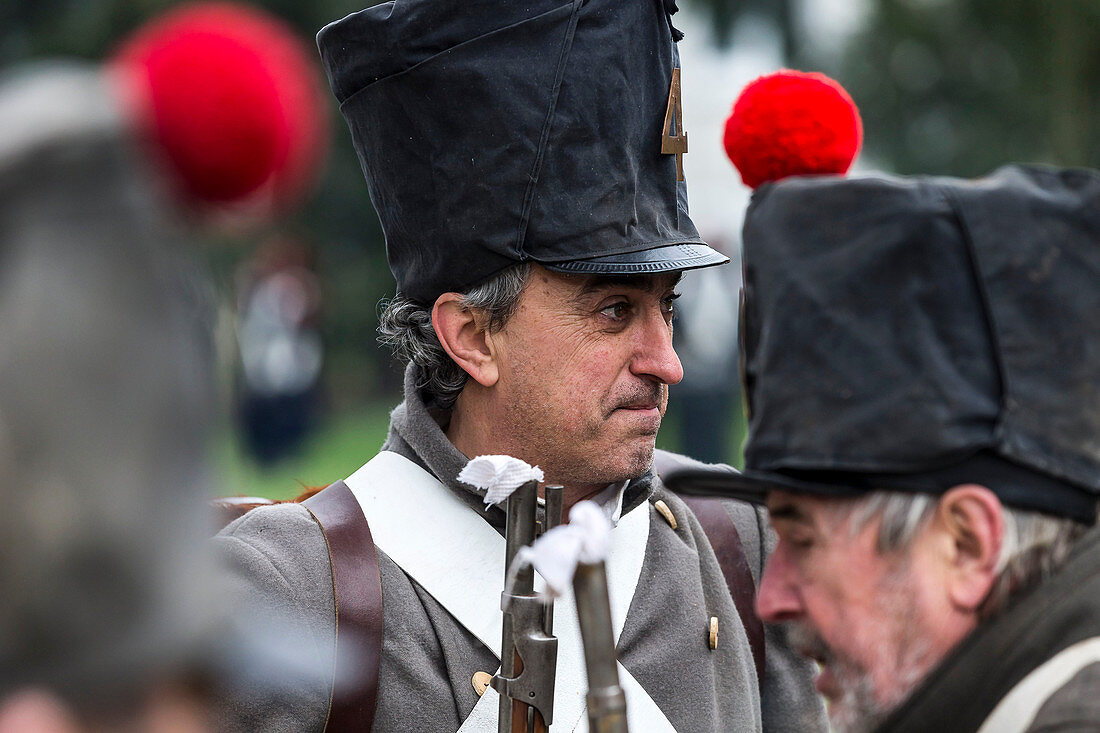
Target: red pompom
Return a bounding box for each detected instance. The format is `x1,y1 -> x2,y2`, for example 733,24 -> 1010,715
111,2 -> 328,210
723,70 -> 862,189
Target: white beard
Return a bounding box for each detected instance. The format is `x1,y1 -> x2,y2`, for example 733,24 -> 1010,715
786,569 -> 936,733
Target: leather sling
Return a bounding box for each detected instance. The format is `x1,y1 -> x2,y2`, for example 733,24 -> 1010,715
681,495 -> 766,685
303,480 -> 384,733
651,450 -> 766,683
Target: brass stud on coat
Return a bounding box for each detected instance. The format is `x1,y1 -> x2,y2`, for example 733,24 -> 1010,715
472,671 -> 492,696
709,616 -> 719,650
654,499 -> 677,529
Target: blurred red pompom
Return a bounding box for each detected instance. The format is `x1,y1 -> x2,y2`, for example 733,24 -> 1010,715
111,2 -> 329,211
723,69 -> 862,189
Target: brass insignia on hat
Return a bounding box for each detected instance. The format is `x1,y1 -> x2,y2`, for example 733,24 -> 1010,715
661,67 -> 688,181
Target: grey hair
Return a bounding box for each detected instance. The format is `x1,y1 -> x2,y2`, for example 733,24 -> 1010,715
377,262 -> 531,408
848,491 -> 1094,618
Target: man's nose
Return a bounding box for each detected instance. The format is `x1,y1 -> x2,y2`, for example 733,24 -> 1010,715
755,549 -> 803,623
632,309 -> 684,385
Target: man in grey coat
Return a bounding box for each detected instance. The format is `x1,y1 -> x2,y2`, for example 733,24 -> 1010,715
215,0 -> 825,731
667,160 -> 1100,733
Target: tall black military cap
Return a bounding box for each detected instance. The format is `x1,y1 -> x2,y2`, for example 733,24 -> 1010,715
318,0 -> 727,305
667,165 -> 1100,522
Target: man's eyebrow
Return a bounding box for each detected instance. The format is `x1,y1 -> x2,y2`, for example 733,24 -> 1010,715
574,272 -> 683,298
767,502 -> 810,524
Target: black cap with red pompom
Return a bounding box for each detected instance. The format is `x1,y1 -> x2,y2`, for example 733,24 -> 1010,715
665,69 -> 1100,524
723,69 -> 862,189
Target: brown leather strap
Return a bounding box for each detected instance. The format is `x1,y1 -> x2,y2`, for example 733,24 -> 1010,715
303,480 -> 383,732
681,496 -> 766,685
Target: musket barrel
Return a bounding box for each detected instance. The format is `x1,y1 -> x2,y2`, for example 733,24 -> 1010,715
503,480 -> 539,589
542,485 -> 564,634
574,561 -> 629,733
498,480 -> 540,733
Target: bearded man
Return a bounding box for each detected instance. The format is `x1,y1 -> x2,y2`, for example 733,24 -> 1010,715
214,1 -> 825,731
668,145 -> 1100,730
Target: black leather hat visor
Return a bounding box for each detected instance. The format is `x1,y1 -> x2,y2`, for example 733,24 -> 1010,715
544,242 -> 729,275
665,451 -> 1098,523
663,465 -> 856,505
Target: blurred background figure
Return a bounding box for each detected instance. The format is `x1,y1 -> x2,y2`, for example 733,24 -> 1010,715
0,3 -> 328,730
667,253 -> 742,464
234,235 -> 325,466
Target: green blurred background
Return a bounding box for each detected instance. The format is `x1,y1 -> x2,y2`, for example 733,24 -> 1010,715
5,0 -> 1097,498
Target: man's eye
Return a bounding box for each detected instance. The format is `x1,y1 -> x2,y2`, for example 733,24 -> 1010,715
662,292 -> 681,316
787,533 -> 815,551
600,302 -> 630,319
777,528 -> 814,552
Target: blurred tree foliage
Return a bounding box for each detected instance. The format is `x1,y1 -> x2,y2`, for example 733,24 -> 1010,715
690,0 -> 1100,175
692,0 -> 796,59
828,0 -> 1100,175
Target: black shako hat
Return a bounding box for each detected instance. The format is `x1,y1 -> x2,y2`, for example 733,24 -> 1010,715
666,165 -> 1100,523
317,0 -> 727,305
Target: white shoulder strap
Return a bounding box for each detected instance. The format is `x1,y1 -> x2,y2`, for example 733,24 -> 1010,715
345,451 -> 675,731
347,450 -> 504,652
977,636 -> 1100,733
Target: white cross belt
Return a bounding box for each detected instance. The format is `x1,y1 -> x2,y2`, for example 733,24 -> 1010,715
345,451 -> 675,731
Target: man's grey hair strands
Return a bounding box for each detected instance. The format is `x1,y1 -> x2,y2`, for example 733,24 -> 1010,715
377,263 -> 531,409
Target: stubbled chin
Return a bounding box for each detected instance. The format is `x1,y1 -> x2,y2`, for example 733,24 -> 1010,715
819,664 -> 897,733
611,440 -> 656,481
554,439 -> 654,488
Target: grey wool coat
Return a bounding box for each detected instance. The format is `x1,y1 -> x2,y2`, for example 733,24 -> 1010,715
213,365 -> 825,732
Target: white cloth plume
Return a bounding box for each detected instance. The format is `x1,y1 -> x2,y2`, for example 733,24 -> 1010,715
508,501 -> 612,600
458,454 -> 545,507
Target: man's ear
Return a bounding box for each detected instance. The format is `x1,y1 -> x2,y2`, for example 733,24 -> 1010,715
432,293 -> 499,387
933,484 -> 1005,613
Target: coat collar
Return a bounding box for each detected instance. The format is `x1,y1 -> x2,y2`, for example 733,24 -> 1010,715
878,524 -> 1100,733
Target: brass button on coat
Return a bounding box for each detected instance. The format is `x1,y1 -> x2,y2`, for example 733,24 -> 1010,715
654,499 -> 677,529
472,671 -> 492,697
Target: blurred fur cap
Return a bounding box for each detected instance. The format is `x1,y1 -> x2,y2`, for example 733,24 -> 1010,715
0,61 -> 220,706
0,60 -> 326,714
